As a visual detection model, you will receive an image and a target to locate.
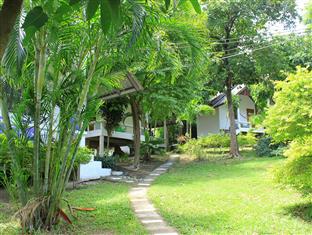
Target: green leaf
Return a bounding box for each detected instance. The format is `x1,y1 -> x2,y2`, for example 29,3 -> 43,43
69,0 -> 82,5
55,3 -> 71,20
100,0 -> 120,33
189,0 -> 201,13
86,0 -> 100,20
23,6 -> 48,30
165,0 -> 170,10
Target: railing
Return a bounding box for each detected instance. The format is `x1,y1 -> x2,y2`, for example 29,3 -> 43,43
87,121 -> 144,135
235,120 -> 251,130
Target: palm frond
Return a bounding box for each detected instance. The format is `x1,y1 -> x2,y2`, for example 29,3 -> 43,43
1,11 -> 26,76
128,0 -> 147,47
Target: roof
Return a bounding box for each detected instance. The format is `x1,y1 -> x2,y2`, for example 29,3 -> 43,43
209,85 -> 248,108
98,72 -> 143,101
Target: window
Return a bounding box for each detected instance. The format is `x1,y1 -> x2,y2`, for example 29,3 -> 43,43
246,109 -> 255,122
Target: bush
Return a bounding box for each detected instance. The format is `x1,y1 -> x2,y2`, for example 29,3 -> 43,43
74,147 -> 93,167
254,136 -> 285,157
94,151 -> 117,170
275,137 -> 312,195
199,133 -> 230,149
179,138 -> 205,159
238,133 -> 257,147
254,136 -> 273,157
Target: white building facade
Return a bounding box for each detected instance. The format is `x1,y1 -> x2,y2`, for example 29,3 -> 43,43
197,85 -> 264,137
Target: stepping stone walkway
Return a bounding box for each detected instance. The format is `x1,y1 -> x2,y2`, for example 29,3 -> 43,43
129,155 -> 179,235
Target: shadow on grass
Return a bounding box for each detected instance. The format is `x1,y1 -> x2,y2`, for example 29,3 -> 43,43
163,211 -> 231,234
283,202 -> 312,222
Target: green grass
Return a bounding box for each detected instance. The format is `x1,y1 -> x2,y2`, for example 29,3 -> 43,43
0,182 -> 146,235
148,152 -> 312,234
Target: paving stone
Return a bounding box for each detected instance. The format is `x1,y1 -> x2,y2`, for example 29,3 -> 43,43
129,155 -> 180,235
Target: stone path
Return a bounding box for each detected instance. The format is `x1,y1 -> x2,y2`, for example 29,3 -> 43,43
129,155 -> 179,235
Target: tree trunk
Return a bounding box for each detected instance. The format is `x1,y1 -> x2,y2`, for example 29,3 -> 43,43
0,0 -> 23,60
107,134 -> 110,148
130,99 -> 140,169
222,27 -> 240,158
225,77 -> 240,157
186,121 -> 189,136
164,120 -> 169,151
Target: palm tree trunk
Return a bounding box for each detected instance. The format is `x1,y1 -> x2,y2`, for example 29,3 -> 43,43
33,30 -> 47,195
130,98 -> 140,169
43,102 -> 56,193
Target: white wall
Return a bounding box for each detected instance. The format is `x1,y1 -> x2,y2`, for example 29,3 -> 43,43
218,105 -> 229,130
238,95 -> 255,123
197,94 -> 256,135
79,162 -> 111,181
197,108 -> 220,137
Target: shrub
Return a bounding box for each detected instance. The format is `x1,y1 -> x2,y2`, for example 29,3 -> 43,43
179,138 -> 205,159
237,133 -> 257,147
199,134 -> 230,149
264,68 -> 312,142
94,151 -> 117,170
74,147 -> 93,168
275,137 -> 312,195
254,136 -> 273,157
179,134 -> 231,159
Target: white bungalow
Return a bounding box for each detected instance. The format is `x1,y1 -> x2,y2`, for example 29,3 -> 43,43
78,73 -> 145,180
0,73 -> 145,181
197,85 -> 264,137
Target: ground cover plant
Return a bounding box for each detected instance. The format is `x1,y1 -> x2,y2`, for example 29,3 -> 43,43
0,182 -> 146,235
179,133 -> 256,160
148,150 -> 312,234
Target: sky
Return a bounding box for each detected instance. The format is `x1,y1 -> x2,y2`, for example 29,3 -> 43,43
269,0 -> 310,34
296,0 -> 310,30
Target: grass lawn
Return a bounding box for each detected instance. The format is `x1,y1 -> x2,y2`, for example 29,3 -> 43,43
148,151 -> 312,234
0,182 -> 146,235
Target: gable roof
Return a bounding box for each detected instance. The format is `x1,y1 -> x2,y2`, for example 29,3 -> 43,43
209,85 -> 249,108
98,72 -> 143,101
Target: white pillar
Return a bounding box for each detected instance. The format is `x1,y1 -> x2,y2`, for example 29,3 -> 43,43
237,108 -> 240,122
99,121 -> 105,157
79,134 -> 86,147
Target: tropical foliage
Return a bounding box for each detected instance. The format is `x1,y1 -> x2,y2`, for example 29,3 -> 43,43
274,137 -> 312,195
264,68 -> 312,195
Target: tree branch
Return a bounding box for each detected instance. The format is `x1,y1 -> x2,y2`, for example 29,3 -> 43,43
0,0 -> 23,60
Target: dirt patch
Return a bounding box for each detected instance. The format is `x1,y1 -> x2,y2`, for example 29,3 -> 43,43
117,154 -> 169,178
0,188 -> 10,203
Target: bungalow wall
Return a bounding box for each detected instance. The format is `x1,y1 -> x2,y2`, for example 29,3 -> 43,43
197,108 -> 220,137
238,95 -> 255,123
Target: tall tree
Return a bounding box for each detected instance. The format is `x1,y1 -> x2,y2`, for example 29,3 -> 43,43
204,0 -> 297,157
0,0 -> 155,231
